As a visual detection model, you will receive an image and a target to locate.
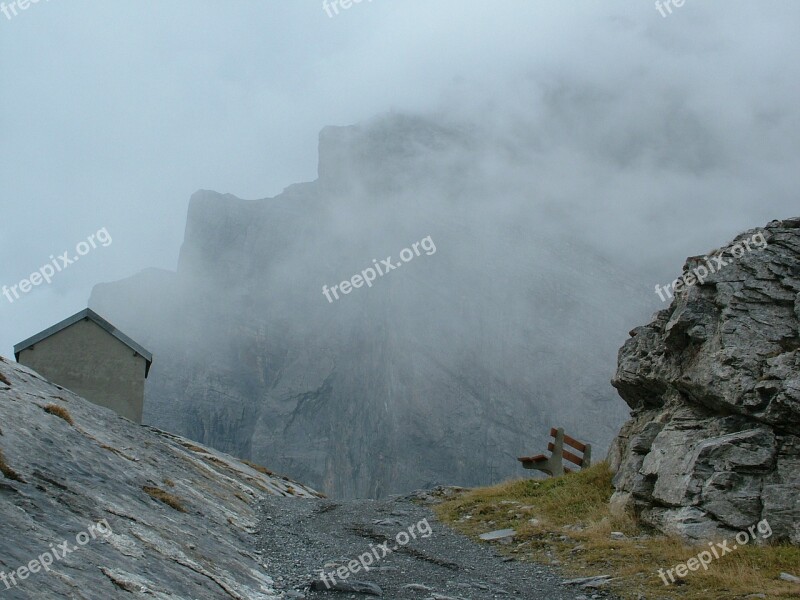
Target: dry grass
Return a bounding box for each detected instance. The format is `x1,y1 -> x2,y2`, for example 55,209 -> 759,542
0,449 -> 23,482
43,404 -> 74,425
143,486 -> 187,512
181,443 -> 208,454
435,463 -> 800,599
204,455 -> 229,468
0,372 -> 10,386
242,459 -> 275,476
163,479 -> 175,488
98,443 -> 137,462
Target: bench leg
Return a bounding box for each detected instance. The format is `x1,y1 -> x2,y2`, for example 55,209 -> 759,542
548,428 -> 565,477
583,444 -> 592,468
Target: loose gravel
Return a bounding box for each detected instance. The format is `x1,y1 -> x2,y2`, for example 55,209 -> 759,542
256,491 -> 619,599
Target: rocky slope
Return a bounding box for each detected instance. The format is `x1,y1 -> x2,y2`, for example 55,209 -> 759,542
609,217 -> 800,543
90,113 -> 652,499
0,356 -> 320,599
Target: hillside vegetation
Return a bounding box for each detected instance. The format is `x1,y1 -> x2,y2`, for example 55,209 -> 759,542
435,464 -> 800,599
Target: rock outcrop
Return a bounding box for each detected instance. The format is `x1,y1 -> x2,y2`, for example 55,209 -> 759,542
609,217 -> 800,543
0,356 -> 320,599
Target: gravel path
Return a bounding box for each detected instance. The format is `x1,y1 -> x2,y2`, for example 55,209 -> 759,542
256,492 -> 617,599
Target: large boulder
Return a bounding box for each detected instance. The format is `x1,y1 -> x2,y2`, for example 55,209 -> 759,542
609,217 -> 800,544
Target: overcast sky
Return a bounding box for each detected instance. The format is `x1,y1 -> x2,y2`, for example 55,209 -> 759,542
1,1 -> 799,357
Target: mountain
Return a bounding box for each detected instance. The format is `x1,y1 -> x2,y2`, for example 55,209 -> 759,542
90,114 -> 652,498
0,356 -> 320,599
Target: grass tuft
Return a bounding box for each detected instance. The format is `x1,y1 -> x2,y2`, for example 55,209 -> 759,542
0,372 -> 10,386
181,443 -> 208,453
143,486 -> 187,512
43,404 -> 74,425
242,459 -> 275,476
435,463 -> 800,599
0,449 -> 23,482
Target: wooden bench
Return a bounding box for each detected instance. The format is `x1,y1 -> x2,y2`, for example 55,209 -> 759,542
517,427 -> 592,477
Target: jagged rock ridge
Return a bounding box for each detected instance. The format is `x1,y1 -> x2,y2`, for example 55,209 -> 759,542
609,217 -> 800,543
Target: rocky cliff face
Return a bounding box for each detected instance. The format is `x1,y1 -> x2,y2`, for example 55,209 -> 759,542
609,217 -> 800,543
91,114 -> 652,499
0,357 -> 320,599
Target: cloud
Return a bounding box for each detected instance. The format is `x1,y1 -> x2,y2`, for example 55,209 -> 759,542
1,1 -> 799,355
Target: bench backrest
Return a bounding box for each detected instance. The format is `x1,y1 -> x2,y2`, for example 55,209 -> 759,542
547,427 -> 591,468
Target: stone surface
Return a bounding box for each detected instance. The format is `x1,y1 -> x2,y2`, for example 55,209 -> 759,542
562,575 -> 612,588
609,218 -> 800,544
0,357 -> 320,599
478,529 -> 516,542
403,583 -> 433,591
89,114 -> 652,499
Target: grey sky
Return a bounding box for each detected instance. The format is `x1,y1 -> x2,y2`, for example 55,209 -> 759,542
1,1 -> 799,356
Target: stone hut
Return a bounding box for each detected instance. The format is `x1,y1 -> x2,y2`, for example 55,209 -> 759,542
14,309 -> 152,423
